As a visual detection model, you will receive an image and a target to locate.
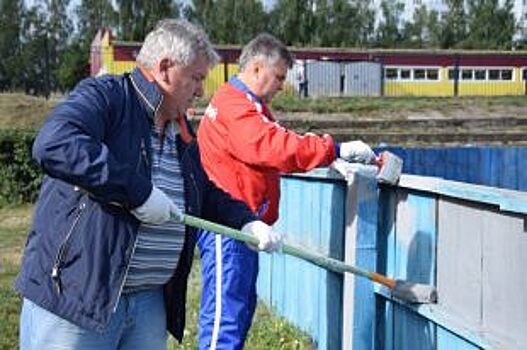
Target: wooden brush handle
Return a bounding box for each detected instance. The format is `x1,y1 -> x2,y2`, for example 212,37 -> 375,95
370,272 -> 396,289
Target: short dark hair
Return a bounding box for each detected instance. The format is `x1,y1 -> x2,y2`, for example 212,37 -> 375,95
239,33 -> 293,70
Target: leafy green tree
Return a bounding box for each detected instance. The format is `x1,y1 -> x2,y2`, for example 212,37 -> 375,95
183,0 -> 216,34
18,3 -> 49,96
116,0 -> 180,41
75,0 -> 117,48
375,0 -> 404,48
439,0 -> 466,48
401,5 -> 442,48
185,0 -> 268,45
426,9 -> 442,48
402,5 -> 429,48
462,0 -> 516,49
47,0 -> 73,92
0,0 -> 23,90
311,0 -> 374,47
56,40 -> 89,91
268,0 -> 317,46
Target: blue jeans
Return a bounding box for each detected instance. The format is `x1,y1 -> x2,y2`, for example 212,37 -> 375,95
20,287 -> 167,350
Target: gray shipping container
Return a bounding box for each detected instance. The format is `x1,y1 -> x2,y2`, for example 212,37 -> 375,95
344,61 -> 382,97
306,61 -> 342,97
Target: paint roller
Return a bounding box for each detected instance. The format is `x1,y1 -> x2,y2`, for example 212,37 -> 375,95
177,213 -> 437,304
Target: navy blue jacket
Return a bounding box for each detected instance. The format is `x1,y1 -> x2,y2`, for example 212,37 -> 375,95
15,68 -> 256,341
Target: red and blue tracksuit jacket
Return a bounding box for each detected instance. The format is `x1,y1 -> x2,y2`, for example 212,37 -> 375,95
195,76 -> 337,349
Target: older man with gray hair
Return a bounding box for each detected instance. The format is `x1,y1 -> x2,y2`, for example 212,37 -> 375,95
15,19 -> 277,349
197,33 -> 375,349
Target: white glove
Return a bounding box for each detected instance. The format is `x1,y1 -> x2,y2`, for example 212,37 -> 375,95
242,220 -> 283,253
132,186 -> 183,224
339,140 -> 375,164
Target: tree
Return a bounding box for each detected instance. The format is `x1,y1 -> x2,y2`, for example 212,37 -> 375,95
268,0 -> 317,46
0,0 -> 23,90
47,0 -> 73,92
18,2 -> 49,96
75,0 -> 117,48
463,0 -> 516,49
375,0 -> 404,48
402,5 -> 442,48
439,0 -> 466,48
185,0 -> 268,45
311,0 -> 374,47
116,0 -> 180,41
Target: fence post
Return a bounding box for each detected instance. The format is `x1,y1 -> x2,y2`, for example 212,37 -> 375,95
223,56 -> 229,82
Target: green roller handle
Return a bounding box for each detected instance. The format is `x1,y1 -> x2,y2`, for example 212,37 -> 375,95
182,214 -> 373,280
182,214 -> 439,304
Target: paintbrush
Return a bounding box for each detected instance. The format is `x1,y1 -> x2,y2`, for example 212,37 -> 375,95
375,151 -> 403,185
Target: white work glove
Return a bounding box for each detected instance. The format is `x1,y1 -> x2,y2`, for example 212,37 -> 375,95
132,186 -> 183,224
242,220 -> 283,253
339,140 -> 375,164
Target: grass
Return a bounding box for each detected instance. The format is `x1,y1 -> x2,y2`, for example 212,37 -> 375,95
269,94 -> 527,114
0,93 -> 58,130
0,205 -> 313,349
3,92 -> 527,131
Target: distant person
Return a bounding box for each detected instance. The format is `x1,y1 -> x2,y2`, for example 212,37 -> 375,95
297,60 -> 308,97
15,19 -> 280,350
196,33 -> 375,349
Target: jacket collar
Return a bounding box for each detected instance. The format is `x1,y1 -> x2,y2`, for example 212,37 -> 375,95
229,75 -> 262,104
130,66 -> 163,119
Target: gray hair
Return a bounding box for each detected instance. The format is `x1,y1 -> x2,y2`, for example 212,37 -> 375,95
239,33 -> 293,71
137,19 -> 219,69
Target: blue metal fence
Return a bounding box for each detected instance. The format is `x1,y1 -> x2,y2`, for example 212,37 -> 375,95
260,164 -> 527,349
376,146 -> 527,192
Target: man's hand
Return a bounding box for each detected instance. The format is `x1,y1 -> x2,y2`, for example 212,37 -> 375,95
242,220 -> 283,253
339,140 -> 375,164
132,186 -> 183,224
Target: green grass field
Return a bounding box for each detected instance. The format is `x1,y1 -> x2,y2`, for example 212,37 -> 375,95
0,205 -> 313,349
3,92 -> 527,131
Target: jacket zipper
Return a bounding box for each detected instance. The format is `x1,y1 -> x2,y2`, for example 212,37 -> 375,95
136,138 -> 149,171
112,234 -> 139,312
183,147 -> 201,211
113,139 -> 148,311
51,202 -> 86,294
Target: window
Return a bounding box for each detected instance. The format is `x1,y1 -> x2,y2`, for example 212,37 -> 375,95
414,69 -> 426,80
384,66 -> 441,81
400,69 -> 411,80
462,69 -> 473,80
426,69 -> 439,80
501,69 -> 513,80
448,68 -> 459,80
449,67 -> 514,81
385,68 -> 398,80
489,69 -> 500,80
474,69 -> 486,80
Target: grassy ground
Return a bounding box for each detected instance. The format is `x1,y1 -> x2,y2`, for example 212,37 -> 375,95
0,93 -> 58,130
0,205 -> 313,349
270,94 -> 527,114
3,92 -> 527,131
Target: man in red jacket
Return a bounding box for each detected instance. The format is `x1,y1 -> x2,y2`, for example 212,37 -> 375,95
196,33 -> 375,349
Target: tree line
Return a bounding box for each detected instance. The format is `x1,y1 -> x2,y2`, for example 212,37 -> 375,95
0,0 -> 523,97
